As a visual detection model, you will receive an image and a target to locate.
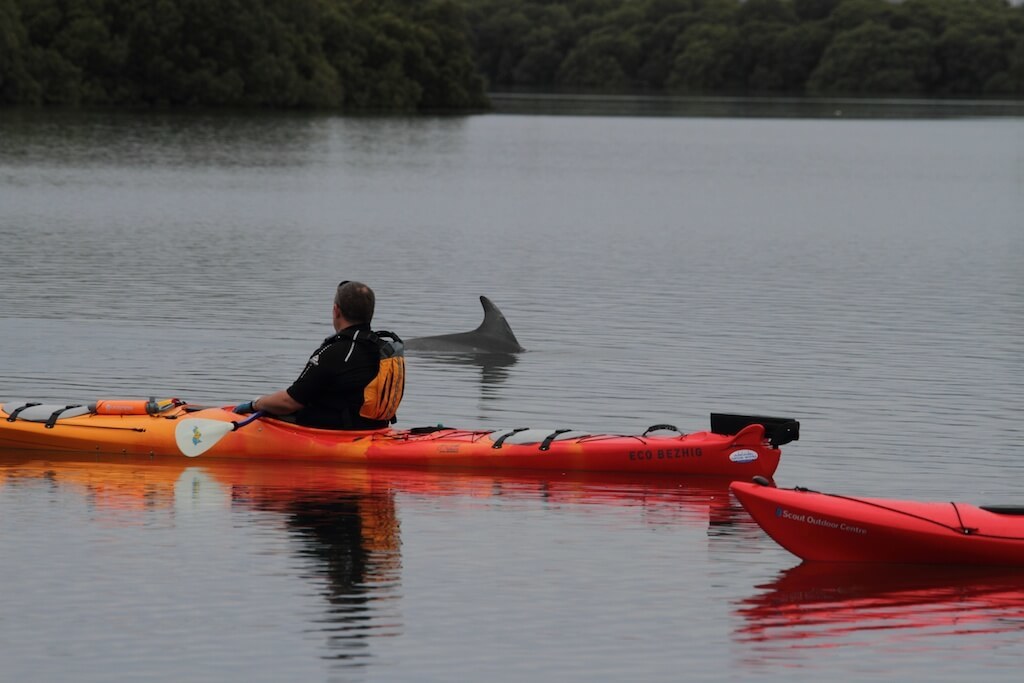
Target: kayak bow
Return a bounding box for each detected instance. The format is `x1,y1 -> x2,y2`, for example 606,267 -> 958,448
732,479 -> 1024,566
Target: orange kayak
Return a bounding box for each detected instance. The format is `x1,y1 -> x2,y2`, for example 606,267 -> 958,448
0,399 -> 798,476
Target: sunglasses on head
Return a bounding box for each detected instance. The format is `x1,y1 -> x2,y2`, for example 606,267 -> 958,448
338,280 -> 350,287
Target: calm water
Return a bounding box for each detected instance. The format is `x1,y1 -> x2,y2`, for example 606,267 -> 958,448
1,103 -> 1023,681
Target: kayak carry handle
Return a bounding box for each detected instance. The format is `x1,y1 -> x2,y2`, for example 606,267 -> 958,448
45,405 -> 84,429
642,424 -> 680,436
492,428 -> 529,449
539,429 -> 573,451
6,402 -> 41,422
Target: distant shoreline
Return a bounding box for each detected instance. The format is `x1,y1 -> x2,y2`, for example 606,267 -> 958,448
3,93 -> 1022,120
486,92 -> 1024,118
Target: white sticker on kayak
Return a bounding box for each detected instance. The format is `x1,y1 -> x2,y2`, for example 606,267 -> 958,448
729,449 -> 759,463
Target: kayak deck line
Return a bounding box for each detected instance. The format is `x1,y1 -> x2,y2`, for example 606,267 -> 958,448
35,423 -> 148,432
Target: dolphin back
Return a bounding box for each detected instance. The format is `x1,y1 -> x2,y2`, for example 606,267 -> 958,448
406,296 -> 524,353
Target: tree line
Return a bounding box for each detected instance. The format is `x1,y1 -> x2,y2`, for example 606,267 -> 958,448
460,0 -> 1024,96
0,0 -> 487,109
1,0 -> 1023,109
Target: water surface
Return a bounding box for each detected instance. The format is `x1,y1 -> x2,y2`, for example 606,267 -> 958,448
1,105 -> 1023,681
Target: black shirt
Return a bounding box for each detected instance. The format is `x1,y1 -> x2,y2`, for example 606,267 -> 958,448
286,324 -> 387,430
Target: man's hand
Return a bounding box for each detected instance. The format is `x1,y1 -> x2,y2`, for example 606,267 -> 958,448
233,400 -> 256,415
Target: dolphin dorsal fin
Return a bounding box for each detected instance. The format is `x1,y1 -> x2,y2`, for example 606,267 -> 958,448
475,296 -> 523,351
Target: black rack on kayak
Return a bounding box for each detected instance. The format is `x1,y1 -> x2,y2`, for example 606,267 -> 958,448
710,413 -> 800,448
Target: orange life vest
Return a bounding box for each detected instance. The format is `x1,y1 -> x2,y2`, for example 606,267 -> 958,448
358,331 -> 405,423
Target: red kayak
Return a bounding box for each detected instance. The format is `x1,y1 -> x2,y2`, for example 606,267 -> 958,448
731,479 -> 1024,566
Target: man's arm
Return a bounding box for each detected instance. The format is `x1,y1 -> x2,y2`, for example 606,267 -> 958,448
255,390 -> 303,415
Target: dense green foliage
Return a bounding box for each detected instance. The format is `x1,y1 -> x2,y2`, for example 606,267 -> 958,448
3,0 -> 1023,108
0,0 -> 487,109
460,0 -> 1024,96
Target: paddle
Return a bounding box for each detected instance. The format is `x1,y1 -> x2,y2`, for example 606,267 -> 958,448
175,411 -> 264,457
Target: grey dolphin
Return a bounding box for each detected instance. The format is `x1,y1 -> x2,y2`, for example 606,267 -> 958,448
406,296 -> 524,353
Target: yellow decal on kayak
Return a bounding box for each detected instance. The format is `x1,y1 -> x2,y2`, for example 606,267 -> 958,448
191,426 -> 203,446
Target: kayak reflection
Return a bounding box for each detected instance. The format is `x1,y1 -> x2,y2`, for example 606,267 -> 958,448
0,452 -> 741,526
2,453 -> 403,667
736,562 -> 1024,656
1,452 -> 742,662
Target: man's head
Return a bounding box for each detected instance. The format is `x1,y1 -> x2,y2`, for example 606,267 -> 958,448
334,280 -> 375,327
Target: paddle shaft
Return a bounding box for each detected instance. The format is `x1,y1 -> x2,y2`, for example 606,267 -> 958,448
234,411 -> 264,429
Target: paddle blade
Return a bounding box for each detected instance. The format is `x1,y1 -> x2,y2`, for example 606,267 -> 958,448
175,417 -> 235,457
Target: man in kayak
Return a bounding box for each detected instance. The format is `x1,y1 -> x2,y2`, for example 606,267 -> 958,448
233,280 -> 405,429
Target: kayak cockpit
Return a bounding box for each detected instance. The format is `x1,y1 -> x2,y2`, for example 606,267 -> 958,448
980,506 -> 1024,516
